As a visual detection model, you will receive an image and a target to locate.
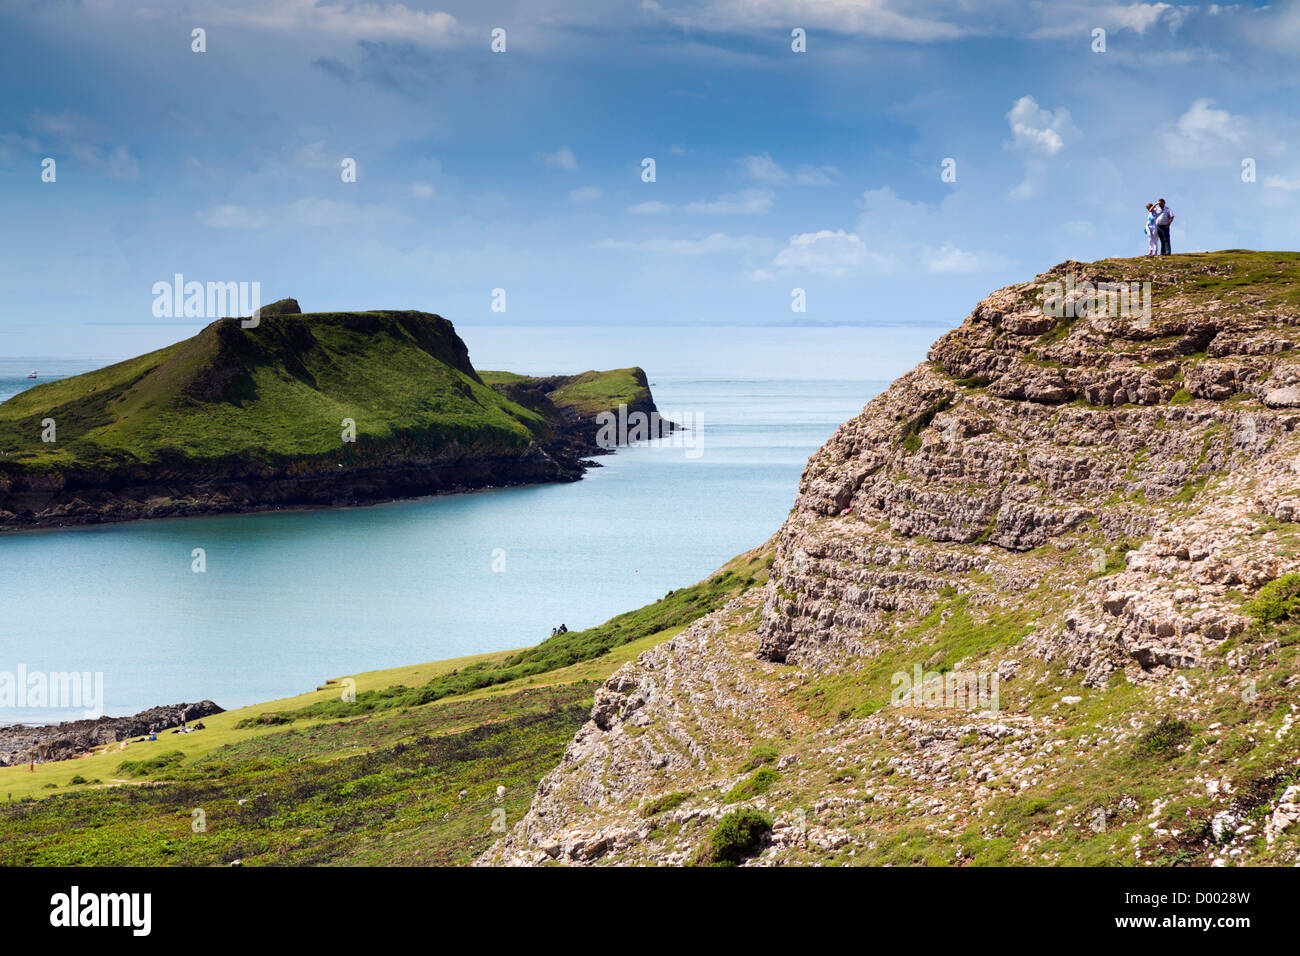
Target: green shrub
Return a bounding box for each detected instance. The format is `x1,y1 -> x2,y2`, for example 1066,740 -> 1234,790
116,749 -> 186,778
641,791 -> 691,817
1244,573 -> 1300,623
695,809 -> 772,866
68,775 -> 89,785
723,767 -> 780,804
234,713 -> 295,729
741,745 -> 779,772
1135,716 -> 1192,759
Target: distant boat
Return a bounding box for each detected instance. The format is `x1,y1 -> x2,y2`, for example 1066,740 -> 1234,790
26,371 -> 37,379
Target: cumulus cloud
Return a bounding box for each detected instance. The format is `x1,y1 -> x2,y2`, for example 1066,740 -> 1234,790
771,229 -> 876,276
1028,2 -> 1184,40
736,152 -> 838,186
539,147 -> 579,171
1159,99 -> 1250,168
924,243 -> 1003,273
1173,98 -> 1244,146
737,152 -> 788,184
1005,95 -> 1079,156
758,187 -> 1006,278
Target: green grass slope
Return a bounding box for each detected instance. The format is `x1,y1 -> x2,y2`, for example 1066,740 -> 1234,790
480,368 -> 654,417
0,310 -> 548,474
0,545 -> 772,864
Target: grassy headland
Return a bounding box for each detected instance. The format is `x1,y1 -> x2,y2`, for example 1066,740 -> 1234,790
0,305 -> 665,528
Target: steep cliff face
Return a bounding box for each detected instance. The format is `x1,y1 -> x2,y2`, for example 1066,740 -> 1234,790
759,253 -> 1300,685
479,252 -> 1300,868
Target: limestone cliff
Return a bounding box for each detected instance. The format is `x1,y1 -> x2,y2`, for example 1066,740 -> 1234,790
479,252 -> 1300,867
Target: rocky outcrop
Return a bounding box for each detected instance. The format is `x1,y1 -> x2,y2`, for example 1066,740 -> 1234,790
0,701 -> 223,766
478,252 -> 1300,867
759,256 -> 1299,679
0,447 -> 582,529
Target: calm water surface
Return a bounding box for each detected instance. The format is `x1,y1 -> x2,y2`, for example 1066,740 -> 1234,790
0,333 -> 901,722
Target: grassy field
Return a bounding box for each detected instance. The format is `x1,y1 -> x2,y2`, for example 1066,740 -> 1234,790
480,368 -> 652,416
0,545 -> 772,864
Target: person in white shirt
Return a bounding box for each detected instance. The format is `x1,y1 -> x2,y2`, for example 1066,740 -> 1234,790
1145,203 -> 1158,257
1154,199 -> 1174,255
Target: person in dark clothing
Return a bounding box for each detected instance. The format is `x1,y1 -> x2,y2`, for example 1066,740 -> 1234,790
1154,199 -> 1174,255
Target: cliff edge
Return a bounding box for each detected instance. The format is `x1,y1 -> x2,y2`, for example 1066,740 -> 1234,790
479,251 -> 1300,867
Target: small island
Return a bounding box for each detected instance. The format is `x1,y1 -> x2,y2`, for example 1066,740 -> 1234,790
0,299 -> 667,529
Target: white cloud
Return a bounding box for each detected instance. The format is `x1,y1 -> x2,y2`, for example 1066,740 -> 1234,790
1109,2 -> 1180,35
794,164 -> 839,185
411,182 -> 436,199
1174,98 -> 1244,146
207,1 -> 461,45
772,229 -> 876,277
656,0 -> 964,42
539,147 -> 579,171
1005,95 -> 1079,156
924,243 -> 1003,273
569,185 -> 604,201
594,232 -> 769,255
1159,99 -> 1250,168
1028,2 -> 1182,39
685,188 -> 773,215
627,201 -> 673,214
737,152 -> 788,184
758,187 -> 1006,278
18,111 -> 141,180
198,198 -> 403,229
198,204 -> 271,229
737,153 -> 837,187
1263,175 -> 1300,192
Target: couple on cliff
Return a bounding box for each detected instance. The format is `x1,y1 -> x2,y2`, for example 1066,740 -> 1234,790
1144,199 -> 1174,256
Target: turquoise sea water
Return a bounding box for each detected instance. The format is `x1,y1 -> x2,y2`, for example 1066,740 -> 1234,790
0,328 -> 913,722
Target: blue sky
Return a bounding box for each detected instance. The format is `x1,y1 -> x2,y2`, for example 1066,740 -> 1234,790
2,0 -> 1299,360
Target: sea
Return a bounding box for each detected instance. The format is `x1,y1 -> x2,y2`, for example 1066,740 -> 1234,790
0,325 -> 940,723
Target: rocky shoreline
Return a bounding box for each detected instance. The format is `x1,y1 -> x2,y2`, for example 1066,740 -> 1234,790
0,701 -> 224,766
0,388 -> 667,531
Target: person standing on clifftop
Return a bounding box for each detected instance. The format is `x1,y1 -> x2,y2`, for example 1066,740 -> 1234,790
1145,203 -> 1158,257
1154,199 -> 1174,255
